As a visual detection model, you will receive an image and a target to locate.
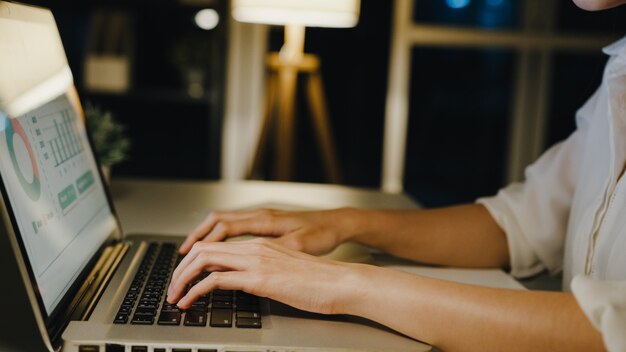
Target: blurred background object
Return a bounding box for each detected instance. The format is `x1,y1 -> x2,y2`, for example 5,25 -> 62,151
24,0 -> 626,206
232,0 -> 361,183
84,10 -> 134,93
84,102 -> 131,181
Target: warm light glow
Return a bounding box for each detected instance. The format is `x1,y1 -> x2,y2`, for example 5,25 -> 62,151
195,9 -> 220,30
0,8 -> 72,116
232,0 -> 360,28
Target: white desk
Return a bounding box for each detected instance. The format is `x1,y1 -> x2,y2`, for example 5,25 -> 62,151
109,179 -> 527,351
110,178 -> 524,292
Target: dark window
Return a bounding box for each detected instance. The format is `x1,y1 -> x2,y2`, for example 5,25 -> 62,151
404,48 -> 516,206
413,0 -> 521,29
545,52 -> 607,149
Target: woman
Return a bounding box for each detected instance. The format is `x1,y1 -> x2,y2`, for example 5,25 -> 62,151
168,1 -> 626,350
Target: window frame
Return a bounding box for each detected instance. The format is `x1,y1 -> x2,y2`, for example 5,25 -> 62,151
382,0 -> 616,193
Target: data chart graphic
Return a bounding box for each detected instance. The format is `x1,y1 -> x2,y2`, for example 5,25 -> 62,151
1,96 -> 103,269
0,94 -> 117,315
46,109 -> 84,167
4,117 -> 41,201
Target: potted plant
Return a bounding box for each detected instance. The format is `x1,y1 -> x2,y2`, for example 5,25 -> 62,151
84,102 -> 130,182
171,33 -> 214,98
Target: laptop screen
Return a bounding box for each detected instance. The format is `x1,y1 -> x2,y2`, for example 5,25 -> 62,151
0,94 -> 117,315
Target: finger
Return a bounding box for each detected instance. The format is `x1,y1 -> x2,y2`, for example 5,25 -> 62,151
180,209 -> 269,254
170,240 -> 278,296
170,242 -> 206,290
201,216 -> 283,244
170,242 -> 236,295
177,271 -> 256,309
179,213 -> 220,254
167,252 -> 251,303
171,238 -> 304,297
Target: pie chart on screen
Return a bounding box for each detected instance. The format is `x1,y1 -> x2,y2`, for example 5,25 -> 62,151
4,117 -> 41,201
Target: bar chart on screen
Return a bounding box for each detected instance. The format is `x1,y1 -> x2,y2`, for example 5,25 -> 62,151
0,95 -> 107,276
42,110 -> 85,168
29,103 -> 95,216
1,94 -> 116,310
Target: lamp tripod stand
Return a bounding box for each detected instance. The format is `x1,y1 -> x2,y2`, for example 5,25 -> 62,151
247,25 -> 342,183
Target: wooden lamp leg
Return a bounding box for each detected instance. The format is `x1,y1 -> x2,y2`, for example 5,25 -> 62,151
305,70 -> 342,183
248,25 -> 342,183
273,24 -> 305,181
247,71 -> 278,179
274,63 -> 298,181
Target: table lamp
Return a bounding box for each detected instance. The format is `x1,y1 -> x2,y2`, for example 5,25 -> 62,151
232,0 -> 360,182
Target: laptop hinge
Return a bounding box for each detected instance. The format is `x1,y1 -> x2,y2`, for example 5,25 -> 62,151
66,241 -> 129,322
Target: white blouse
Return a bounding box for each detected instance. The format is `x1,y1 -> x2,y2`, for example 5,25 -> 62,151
477,35 -> 626,352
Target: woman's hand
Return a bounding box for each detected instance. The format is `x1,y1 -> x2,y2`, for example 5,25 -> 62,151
166,238 -> 367,314
178,208 -> 364,256
166,237 -> 604,352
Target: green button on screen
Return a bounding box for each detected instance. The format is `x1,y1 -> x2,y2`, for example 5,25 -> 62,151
76,170 -> 95,194
58,184 -> 77,210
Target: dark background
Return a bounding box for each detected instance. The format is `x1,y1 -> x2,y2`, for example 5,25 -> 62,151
24,0 -> 626,207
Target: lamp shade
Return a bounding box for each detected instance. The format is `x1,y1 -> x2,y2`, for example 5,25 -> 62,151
232,0 -> 360,28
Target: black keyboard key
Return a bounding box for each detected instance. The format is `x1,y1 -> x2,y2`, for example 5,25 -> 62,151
139,297 -> 159,305
212,301 -> 233,309
118,305 -> 132,314
236,304 -> 259,312
212,295 -> 232,303
113,242 -> 181,325
157,311 -> 181,326
195,296 -> 210,305
137,302 -> 159,310
162,302 -> 180,312
236,311 -> 261,319
134,307 -> 157,316
141,293 -> 160,300
131,315 -> 154,325
209,309 -> 232,327
236,317 -> 262,329
188,304 -> 209,313
114,313 -> 128,324
184,311 -> 207,326
143,288 -> 161,295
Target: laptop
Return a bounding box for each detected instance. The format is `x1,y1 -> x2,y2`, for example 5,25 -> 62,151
0,2 -> 429,351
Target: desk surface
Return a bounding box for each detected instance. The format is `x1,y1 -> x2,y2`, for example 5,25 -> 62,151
110,179 -> 524,291
110,179 -> 417,235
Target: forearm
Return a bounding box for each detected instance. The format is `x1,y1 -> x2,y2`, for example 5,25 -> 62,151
341,204 -> 509,268
338,265 -> 604,352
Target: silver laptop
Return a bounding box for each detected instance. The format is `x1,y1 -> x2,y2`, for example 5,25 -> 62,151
0,2 -> 429,351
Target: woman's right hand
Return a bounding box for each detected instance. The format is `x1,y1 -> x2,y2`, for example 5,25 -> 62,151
178,208 -> 364,256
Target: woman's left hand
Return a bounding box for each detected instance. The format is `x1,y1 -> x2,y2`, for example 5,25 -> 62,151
166,238 -> 367,315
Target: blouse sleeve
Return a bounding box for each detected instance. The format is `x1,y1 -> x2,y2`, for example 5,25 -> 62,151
476,126 -> 590,278
571,276 -> 626,352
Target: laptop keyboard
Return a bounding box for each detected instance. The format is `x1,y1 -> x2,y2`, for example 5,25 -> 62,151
113,242 -> 262,328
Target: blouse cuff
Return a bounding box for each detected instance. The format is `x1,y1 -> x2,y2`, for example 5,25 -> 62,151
476,194 -> 545,278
